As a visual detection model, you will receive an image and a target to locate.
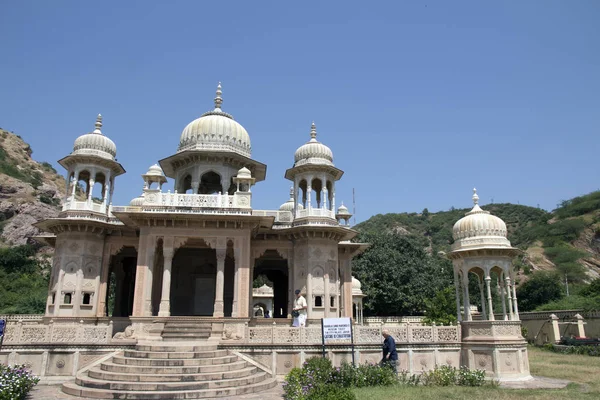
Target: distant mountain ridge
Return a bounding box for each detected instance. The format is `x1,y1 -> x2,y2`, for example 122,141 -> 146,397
355,193 -> 600,282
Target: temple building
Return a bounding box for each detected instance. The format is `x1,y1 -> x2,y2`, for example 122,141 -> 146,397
36,83 -> 368,323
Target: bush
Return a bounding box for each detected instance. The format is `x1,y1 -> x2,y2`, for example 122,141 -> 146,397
544,344 -> 600,357
306,384 -> 355,400
421,365 -> 485,387
0,364 -> 40,400
457,366 -> 486,386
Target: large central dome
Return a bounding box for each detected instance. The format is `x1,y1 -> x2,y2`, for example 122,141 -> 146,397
178,83 -> 252,157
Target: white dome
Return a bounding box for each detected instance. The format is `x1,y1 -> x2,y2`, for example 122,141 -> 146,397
451,189 -> 511,250
337,203 -> 350,215
352,276 -> 364,296
178,83 -> 251,158
293,122 -> 333,167
130,193 -> 145,206
279,187 -> 304,211
72,115 -> 117,161
237,167 -> 252,178
145,164 -> 164,176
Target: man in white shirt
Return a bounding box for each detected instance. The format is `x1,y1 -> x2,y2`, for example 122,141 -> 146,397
292,289 -> 307,327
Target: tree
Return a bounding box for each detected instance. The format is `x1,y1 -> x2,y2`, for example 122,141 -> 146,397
352,232 -> 452,316
423,287 -> 457,325
516,272 -> 563,312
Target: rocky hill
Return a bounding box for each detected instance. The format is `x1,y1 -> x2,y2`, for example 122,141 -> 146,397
0,128 -> 65,246
355,193 -> 600,283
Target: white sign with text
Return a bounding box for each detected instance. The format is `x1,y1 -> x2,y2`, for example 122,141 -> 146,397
322,317 -> 352,342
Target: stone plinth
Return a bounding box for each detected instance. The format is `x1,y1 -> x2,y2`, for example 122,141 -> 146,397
461,320 -> 531,381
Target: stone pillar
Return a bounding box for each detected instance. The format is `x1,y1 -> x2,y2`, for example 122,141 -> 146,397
132,231 -> 149,317
485,276 -> 495,321
53,270 -> 65,317
191,181 -> 200,194
511,281 -> 520,320
505,276 -> 514,320
575,314 -> 586,338
478,278 -> 487,320
213,248 -> 226,318
87,177 -> 95,202
232,247 -> 241,317
550,314 -> 560,343
287,254 -> 294,318
324,272 -> 330,318
71,170 -> 78,198
96,242 -> 112,317
306,269 -> 313,320
307,184 -> 312,210
462,271 -> 471,321
342,259 -> 353,319
144,236 -> 156,316
498,278 -> 508,320
454,269 -> 462,321
158,242 -> 174,317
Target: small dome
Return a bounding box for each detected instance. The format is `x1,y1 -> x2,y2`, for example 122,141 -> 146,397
130,193 -> 145,206
237,167 -> 252,178
145,164 -> 165,176
451,189 -> 511,250
178,83 -> 251,157
279,187 -> 304,211
352,276 -> 364,296
337,203 -> 350,215
293,122 -> 333,167
72,115 -> 117,160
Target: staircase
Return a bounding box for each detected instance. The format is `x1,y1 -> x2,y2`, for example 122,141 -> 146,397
62,343 -> 277,399
162,321 -> 213,341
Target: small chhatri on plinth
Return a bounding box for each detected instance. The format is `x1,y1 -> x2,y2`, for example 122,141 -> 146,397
448,189 -> 531,381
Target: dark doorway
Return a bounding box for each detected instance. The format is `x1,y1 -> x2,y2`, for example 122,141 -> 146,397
253,250 -> 289,318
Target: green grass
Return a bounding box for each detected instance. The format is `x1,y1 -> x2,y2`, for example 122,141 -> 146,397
353,347 -> 600,399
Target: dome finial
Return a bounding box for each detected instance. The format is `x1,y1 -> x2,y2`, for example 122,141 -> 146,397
214,82 -> 223,110
310,121 -> 317,140
93,114 -> 102,134
289,186 -> 294,199
472,188 -> 479,206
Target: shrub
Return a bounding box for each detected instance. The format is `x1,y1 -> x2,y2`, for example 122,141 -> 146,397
306,384 -> 356,400
0,364 -> 40,400
421,365 -> 485,387
457,366 -> 486,386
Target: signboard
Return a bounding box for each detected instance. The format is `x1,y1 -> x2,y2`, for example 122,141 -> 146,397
322,317 -> 352,342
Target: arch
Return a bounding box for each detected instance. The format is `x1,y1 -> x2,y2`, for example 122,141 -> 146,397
199,171 -> 222,194
92,172 -> 106,202
181,174 -> 193,194
298,179 -> 307,208
311,178 -> 323,207
77,170 -> 91,197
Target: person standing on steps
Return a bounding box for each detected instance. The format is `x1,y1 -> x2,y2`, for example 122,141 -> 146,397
381,330 -> 398,374
292,289 -> 307,327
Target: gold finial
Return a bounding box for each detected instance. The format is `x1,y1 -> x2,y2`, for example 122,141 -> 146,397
93,114 -> 102,134
214,82 -> 223,110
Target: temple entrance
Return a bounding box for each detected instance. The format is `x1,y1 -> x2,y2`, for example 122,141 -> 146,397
253,250 -> 288,318
106,246 -> 138,317
163,239 -> 235,316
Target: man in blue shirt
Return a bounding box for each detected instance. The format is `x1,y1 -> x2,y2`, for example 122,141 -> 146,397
381,330 -> 398,373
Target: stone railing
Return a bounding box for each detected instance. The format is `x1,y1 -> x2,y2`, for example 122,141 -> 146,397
252,210 -> 293,226
364,316 -> 425,326
0,314 -> 44,322
62,200 -> 107,214
519,310 -> 600,320
2,320 -> 113,345
230,323 -> 461,345
461,320 -> 523,339
296,208 -> 336,219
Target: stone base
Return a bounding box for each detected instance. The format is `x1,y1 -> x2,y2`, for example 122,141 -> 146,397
461,320 -> 531,381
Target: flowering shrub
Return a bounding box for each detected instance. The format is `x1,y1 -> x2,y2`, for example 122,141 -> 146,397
0,364 -> 40,400
421,365 -> 486,387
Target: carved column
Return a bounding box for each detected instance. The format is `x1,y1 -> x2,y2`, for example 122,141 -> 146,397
511,280 -> 520,320
132,231 -> 149,317
96,242 -> 113,317
498,276 -> 508,320
287,251 -> 294,318
306,268 -> 313,320
454,268 -> 462,321
191,181 -> 200,194
505,276 -> 514,320
144,236 -> 156,316
462,269 -> 471,321
158,239 -> 174,317
213,248 -> 226,318
307,182 -> 312,210
324,271 -> 330,318
232,247 -> 241,317
478,278 -> 487,320
485,275 -> 495,321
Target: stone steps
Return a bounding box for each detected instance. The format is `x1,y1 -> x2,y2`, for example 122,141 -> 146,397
88,365 -> 258,382
112,354 -> 238,366
62,378 -> 278,399
100,359 -> 249,374
162,322 -> 212,341
61,342 -> 276,399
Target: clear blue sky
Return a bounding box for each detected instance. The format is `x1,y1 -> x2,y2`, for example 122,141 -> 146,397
1,1 -> 599,222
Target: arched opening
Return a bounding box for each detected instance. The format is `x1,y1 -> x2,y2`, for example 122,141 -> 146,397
92,172 -> 106,203
181,174 -> 193,194
311,178 -> 323,208
199,171 -> 222,194
253,250 -> 289,318
298,179 -> 307,208
105,246 -> 138,317
77,170 -> 91,198
468,267 -> 486,320
228,177 -> 236,195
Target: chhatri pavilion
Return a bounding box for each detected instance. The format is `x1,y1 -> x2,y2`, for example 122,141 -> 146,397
36,83 -> 367,323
